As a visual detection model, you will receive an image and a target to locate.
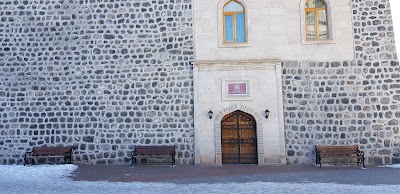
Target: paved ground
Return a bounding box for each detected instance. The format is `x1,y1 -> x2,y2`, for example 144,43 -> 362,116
70,164 -> 400,185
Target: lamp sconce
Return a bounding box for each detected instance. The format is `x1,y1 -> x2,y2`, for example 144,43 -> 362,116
208,109 -> 213,119
265,109 -> 270,119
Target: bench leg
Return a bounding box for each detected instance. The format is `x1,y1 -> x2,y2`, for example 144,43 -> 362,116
24,157 -> 30,166
316,154 -> 321,168
356,157 -> 366,169
171,154 -> 176,168
67,155 -> 72,164
131,155 -> 175,168
24,152 -> 33,166
64,155 -> 70,164
131,156 -> 137,168
361,157 -> 365,169
131,156 -> 136,168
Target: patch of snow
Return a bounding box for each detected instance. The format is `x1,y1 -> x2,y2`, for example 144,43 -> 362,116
0,165 -> 399,194
381,164 -> 400,168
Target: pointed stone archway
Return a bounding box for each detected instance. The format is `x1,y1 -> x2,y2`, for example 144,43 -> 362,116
214,104 -> 264,165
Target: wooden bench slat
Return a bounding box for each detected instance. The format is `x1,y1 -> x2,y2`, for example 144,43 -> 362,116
33,149 -> 71,152
135,151 -> 174,154
319,153 -> 360,155
321,155 -> 363,158
30,155 -> 70,158
33,150 -> 71,154
317,146 -> 358,148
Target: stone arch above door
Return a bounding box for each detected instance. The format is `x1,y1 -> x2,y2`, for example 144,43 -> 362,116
214,104 -> 265,165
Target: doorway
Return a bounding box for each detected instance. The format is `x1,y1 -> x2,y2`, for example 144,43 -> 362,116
221,110 -> 258,164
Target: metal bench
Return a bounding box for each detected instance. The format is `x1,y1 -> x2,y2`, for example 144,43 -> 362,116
131,145 -> 176,168
315,145 -> 365,168
24,146 -> 73,165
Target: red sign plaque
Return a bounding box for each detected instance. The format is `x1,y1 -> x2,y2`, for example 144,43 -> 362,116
228,82 -> 247,95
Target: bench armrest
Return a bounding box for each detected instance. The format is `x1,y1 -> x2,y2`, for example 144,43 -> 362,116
358,150 -> 364,156
66,149 -> 73,155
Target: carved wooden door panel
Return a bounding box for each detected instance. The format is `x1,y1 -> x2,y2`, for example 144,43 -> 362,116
221,110 -> 257,164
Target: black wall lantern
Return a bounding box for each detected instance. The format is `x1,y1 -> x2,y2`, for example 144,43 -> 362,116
208,110 -> 213,119
265,109 -> 270,119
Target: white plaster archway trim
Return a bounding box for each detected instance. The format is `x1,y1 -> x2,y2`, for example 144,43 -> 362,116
214,104 -> 265,165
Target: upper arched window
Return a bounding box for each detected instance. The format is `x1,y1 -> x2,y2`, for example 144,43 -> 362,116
305,0 -> 328,40
223,1 -> 245,43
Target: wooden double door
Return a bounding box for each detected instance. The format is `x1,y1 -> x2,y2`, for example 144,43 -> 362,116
221,110 -> 258,164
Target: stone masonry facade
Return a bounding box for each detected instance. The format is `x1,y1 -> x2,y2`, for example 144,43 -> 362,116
0,0 -> 399,166
0,0 -> 195,164
283,0 -> 400,165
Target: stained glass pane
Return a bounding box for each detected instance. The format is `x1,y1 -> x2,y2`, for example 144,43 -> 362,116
305,0 -> 326,8
224,1 -> 244,12
318,10 -> 328,39
225,15 -> 233,42
306,11 -> 316,39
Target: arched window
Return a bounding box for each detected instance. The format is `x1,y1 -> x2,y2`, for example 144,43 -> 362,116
305,0 -> 328,40
223,1 -> 245,43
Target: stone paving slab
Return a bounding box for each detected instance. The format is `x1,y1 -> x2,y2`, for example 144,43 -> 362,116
70,164 -> 400,185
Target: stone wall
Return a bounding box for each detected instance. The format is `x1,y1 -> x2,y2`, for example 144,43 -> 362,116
1,0 -> 399,166
0,0 -> 195,164
282,0 -> 400,165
